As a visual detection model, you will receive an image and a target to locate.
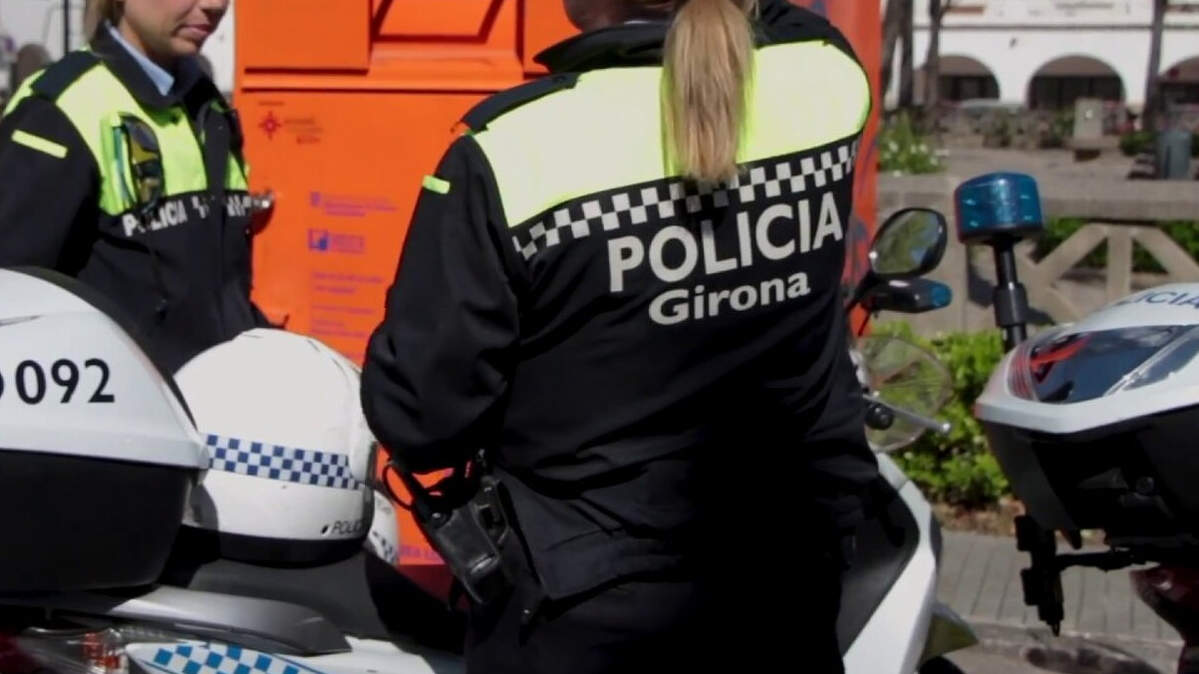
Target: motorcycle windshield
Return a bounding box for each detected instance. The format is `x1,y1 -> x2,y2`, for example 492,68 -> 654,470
1023,325 -> 1188,403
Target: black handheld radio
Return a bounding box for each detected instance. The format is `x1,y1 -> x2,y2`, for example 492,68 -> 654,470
385,452 -> 516,607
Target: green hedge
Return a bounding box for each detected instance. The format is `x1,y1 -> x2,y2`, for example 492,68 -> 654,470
879,112 -> 943,175
869,322 -> 1010,508
1120,129 -> 1199,158
1032,218 -> 1199,275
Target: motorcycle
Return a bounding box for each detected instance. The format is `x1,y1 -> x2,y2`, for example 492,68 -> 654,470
0,209 -> 974,674
953,171 -> 1199,673
841,207 -> 976,674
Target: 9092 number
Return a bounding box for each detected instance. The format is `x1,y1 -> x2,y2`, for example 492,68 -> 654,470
0,359 -> 114,404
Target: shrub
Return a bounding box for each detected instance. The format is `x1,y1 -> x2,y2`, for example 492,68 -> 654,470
1040,109 -> 1074,149
1120,130 -> 1156,157
982,111 -> 1015,148
868,322 -> 1009,508
879,112 -> 943,175
1119,129 -> 1199,158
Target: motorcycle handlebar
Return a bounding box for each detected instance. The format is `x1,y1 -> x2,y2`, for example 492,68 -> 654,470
863,394 -> 953,435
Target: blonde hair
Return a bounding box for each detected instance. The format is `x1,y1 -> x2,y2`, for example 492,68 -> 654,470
662,0 -> 757,183
84,0 -> 120,39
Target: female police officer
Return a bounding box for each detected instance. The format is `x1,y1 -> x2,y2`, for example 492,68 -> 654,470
362,0 -> 877,671
0,0 -> 266,372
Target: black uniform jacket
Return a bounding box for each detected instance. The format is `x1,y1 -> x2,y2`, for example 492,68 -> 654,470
363,1 -> 880,600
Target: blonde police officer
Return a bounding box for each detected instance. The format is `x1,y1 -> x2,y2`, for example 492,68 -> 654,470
363,0 -> 877,671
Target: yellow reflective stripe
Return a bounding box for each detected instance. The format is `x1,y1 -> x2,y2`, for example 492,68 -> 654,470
474,66 -> 665,229
473,41 -> 870,229
226,154 -> 249,190
11,130 -> 68,158
3,69 -> 44,116
422,175 -> 451,194
51,66 -> 214,213
747,42 -> 871,161
101,113 -> 136,213
6,59 -> 250,215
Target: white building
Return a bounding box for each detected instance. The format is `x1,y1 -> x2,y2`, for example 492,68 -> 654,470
894,0 -> 1199,110
0,0 -> 235,95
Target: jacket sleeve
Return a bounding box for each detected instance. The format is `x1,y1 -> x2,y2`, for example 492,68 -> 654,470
361,136 -> 520,474
0,97 -> 99,268
798,342 -> 879,536
760,317 -> 880,540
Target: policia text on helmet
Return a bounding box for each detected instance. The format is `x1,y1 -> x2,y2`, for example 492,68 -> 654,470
363,0 -> 874,672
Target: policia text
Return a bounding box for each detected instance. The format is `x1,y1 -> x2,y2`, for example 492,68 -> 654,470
608,191 -> 844,326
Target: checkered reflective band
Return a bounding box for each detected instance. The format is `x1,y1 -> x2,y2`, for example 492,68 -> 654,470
205,434 -> 358,490
132,643 -> 326,674
512,140 -> 859,261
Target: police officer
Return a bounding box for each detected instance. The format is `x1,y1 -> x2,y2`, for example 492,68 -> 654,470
0,0 -> 267,373
362,0 -> 877,671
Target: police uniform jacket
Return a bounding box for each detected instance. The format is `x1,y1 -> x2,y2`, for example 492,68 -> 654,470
362,1 -> 880,601
0,27 -> 265,372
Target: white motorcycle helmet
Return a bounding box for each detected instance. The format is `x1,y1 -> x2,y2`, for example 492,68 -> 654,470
174,328 -> 382,565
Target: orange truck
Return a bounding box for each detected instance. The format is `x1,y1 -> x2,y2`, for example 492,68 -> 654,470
235,0 -> 880,595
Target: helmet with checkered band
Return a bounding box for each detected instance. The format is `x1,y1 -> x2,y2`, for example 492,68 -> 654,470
173,328 -> 389,565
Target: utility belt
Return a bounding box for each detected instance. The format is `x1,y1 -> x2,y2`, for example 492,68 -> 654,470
383,451 -> 519,607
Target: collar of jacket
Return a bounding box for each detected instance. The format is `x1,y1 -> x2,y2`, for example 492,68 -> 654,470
532,0 -> 850,75
90,26 -> 218,110
534,21 -> 670,73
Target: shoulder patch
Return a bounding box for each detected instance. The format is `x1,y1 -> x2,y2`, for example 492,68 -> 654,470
30,51 -> 102,102
461,73 -> 580,132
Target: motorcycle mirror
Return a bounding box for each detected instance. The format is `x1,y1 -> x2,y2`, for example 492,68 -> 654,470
847,208 -> 949,312
869,208 -> 949,280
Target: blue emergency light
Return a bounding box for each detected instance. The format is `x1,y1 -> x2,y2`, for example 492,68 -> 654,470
953,172 -> 1044,244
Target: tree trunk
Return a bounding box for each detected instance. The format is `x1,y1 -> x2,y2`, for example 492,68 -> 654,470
1143,0 -> 1167,133
881,0 -> 902,101
898,0 -> 914,108
924,0 -> 948,114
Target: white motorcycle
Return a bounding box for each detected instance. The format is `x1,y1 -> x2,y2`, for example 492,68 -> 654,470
952,172 -> 1199,674
0,209 -> 975,674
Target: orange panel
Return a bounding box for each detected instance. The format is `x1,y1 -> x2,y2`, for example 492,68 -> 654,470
240,0 -> 522,92
243,91 -> 487,360
522,0 -> 577,74
238,0 -> 371,71
378,0 -> 504,39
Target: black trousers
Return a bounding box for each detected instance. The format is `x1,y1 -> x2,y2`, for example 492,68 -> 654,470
465,558 -> 845,674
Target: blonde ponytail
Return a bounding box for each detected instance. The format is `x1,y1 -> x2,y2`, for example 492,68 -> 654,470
84,0 -> 120,40
663,0 -> 757,184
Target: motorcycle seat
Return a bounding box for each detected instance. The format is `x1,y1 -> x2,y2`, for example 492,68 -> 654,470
159,540 -> 465,653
